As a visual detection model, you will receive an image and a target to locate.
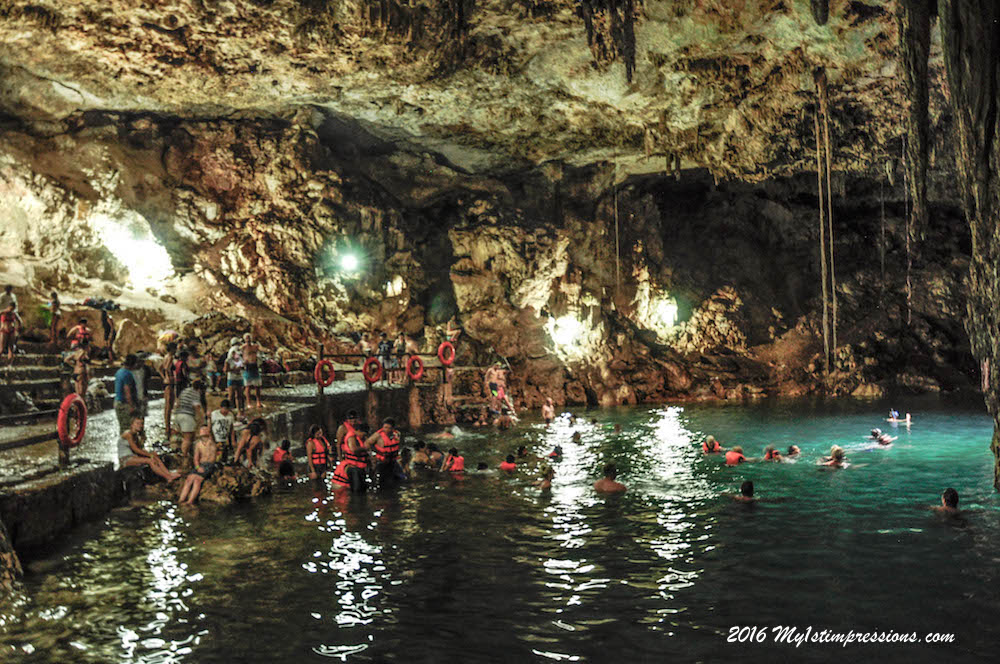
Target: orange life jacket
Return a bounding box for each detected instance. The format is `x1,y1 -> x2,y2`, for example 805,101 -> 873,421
499,461 -> 516,471
342,435 -> 368,468
725,451 -> 746,466
331,460 -> 352,487
375,430 -> 400,463
273,448 -> 291,464
702,440 -> 720,453
309,436 -> 328,467
445,455 -> 465,472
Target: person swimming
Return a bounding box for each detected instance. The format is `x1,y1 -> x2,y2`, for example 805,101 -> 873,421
442,447 -> 465,472
786,445 -> 801,457
821,445 -> 847,467
593,462 -> 626,494
870,428 -> 894,445
548,445 -> 563,459
572,431 -> 582,443
499,455 -> 517,472
763,445 -> 782,462
725,446 -> 747,466
932,487 -> 961,514
733,480 -> 755,503
702,435 -> 722,454
535,466 -> 554,491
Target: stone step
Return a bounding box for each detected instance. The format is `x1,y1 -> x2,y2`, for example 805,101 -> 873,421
5,354 -> 62,367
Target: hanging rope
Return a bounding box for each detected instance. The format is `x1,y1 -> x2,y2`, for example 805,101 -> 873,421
903,135 -> 912,325
815,109 -> 830,374
822,88 -> 837,358
613,153 -> 621,295
880,163 -> 887,289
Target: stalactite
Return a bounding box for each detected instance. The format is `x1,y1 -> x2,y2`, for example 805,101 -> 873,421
810,0 -> 830,25
897,0 -> 931,241
577,0 -> 642,83
815,109 -> 830,374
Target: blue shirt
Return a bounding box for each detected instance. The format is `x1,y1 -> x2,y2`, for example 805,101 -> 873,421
114,368 -> 136,403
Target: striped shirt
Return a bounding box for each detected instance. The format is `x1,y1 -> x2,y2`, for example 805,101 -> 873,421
175,386 -> 201,416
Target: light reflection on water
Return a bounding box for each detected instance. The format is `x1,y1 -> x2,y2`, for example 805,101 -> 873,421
2,399 -> 1000,663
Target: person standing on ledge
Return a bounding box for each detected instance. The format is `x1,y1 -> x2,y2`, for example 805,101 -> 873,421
71,337 -> 91,397
175,377 -> 205,459
101,309 -> 116,362
160,341 -> 177,440
0,302 -> 18,363
594,462 -> 626,494
67,317 -> 92,350
225,338 -> 245,416
242,333 -> 263,411
113,354 -> 138,434
48,291 -> 61,345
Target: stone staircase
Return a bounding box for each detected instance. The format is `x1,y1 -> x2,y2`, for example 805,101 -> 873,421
0,341 -> 162,427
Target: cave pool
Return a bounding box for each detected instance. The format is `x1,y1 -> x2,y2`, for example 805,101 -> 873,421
1,397 -> 997,663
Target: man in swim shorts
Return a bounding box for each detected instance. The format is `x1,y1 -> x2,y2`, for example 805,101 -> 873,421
242,333 -> 263,410
225,338 -> 245,414
179,425 -> 219,505
541,398 -> 555,426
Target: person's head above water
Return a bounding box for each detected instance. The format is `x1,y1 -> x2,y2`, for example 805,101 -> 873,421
516,445 -> 527,457
787,445 -> 800,455
572,432 -> 582,443
942,487 -> 959,509
830,445 -> 845,461
448,447 -> 459,456
740,480 -> 754,498
732,446 -> 744,454
477,461 -> 488,470
603,462 -> 617,479
505,454 -> 516,464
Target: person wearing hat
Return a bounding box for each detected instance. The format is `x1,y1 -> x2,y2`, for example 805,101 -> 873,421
225,337 -> 245,415
175,376 -> 206,459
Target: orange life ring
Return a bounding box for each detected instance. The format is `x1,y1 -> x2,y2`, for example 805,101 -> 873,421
57,393 -> 87,448
314,359 -> 335,387
406,356 -> 424,381
438,341 -> 455,367
362,357 -> 383,383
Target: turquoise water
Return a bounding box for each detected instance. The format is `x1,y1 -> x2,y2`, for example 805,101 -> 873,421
1,398 -> 997,663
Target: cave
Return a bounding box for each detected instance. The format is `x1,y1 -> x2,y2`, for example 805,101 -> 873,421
0,0 -> 997,659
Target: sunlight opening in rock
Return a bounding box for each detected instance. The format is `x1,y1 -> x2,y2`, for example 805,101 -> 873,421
90,212 -> 173,290
341,253 -> 359,272
546,315 -> 592,360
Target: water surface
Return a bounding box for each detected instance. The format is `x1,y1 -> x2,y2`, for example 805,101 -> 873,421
1,398 -> 997,663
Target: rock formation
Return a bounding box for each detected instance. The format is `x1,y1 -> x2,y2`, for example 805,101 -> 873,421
0,2 -> 993,474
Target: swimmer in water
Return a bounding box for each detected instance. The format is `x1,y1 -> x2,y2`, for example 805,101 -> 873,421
541,398 -> 555,426
594,462 -> 626,494
821,445 -> 847,468
725,446 -> 747,466
763,445 -> 783,462
931,487 -> 961,515
548,445 -> 563,460
786,445 -> 801,457
870,428 -> 894,445
535,466 -> 554,491
499,455 -> 517,472
572,431 -> 582,443
613,423 -> 622,434
516,445 -> 529,459
732,480 -> 756,503
702,435 -> 722,454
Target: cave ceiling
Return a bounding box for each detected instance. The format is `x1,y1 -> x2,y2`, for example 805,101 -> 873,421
0,0 -> 926,179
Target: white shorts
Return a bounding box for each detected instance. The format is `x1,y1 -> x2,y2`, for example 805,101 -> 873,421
175,413 -> 197,434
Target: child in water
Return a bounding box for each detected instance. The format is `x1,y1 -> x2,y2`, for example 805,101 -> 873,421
442,447 -> 465,472
732,481 -> 756,503
821,445 -> 847,468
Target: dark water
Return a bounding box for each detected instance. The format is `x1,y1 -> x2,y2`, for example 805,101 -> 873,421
2,398 -> 998,663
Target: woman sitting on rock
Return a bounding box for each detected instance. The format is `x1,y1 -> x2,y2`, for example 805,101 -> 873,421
118,416 -> 180,483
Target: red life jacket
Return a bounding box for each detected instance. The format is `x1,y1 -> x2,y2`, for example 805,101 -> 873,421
0,311 -> 14,331
71,325 -> 91,343
174,359 -> 189,385
499,461 -> 516,471
309,436 -> 328,467
273,448 -> 291,464
331,460 -> 352,487
445,455 -> 465,472
342,435 -> 368,468
725,451 -> 746,466
375,430 -> 400,463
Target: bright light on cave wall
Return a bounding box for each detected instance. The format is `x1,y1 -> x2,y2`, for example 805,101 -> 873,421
91,212 -> 174,289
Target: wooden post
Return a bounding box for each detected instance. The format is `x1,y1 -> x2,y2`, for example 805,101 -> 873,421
408,378 -> 423,429
58,442 -> 69,468
366,380 -> 379,432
